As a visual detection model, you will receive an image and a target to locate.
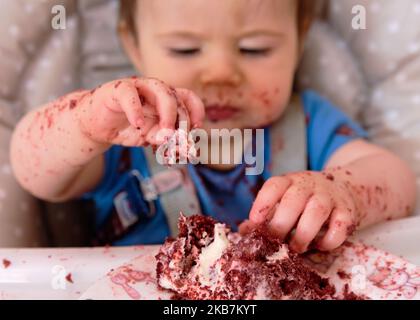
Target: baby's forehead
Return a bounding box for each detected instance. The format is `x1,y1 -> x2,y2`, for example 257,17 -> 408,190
136,0 -> 296,31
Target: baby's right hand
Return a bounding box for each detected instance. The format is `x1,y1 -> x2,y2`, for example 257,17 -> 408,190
77,77 -> 204,147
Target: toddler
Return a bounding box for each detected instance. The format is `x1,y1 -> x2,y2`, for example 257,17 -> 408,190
11,0 -> 416,253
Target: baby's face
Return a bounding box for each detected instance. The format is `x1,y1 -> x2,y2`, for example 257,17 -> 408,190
129,0 -> 300,132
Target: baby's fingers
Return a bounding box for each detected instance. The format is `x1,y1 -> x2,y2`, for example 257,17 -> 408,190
249,177 -> 291,225
267,185 -> 312,239
133,78 -> 178,130
114,81 -> 145,128
317,208 -> 355,251
289,194 -> 333,253
174,88 -> 205,127
145,123 -> 174,146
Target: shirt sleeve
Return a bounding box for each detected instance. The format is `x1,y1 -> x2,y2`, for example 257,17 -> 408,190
302,90 -> 368,171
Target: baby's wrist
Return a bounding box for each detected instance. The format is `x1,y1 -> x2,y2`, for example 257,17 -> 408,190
332,170 -> 366,227
68,100 -> 111,161
71,94 -> 107,145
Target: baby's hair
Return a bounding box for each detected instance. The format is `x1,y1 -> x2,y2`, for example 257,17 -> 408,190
119,0 -> 138,38
118,0 -> 319,41
297,0 -> 319,38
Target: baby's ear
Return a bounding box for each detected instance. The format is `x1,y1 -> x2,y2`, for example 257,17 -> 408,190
118,21 -> 144,72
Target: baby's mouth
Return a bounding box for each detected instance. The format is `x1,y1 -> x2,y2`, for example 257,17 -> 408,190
205,105 -> 240,122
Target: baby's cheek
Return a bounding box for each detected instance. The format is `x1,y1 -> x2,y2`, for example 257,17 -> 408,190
251,87 -> 288,123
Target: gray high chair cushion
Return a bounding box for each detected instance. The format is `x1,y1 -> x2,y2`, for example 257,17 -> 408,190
0,0 -> 135,247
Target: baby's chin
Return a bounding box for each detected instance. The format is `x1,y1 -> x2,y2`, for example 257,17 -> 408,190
200,117 -> 272,132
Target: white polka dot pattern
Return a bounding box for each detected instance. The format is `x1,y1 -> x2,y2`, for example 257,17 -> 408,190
298,0 -> 420,215
1,164 -> 12,175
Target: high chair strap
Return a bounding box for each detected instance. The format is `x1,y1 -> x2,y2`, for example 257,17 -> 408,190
144,148 -> 201,237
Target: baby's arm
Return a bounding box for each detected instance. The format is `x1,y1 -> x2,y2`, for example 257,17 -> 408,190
322,140 -> 416,228
11,89 -> 106,202
11,77 -> 204,202
241,139 -> 416,253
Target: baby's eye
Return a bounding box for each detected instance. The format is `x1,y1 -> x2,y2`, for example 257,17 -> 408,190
239,47 -> 272,56
169,48 -> 201,56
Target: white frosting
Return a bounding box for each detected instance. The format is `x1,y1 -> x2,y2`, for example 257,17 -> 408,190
266,245 -> 289,262
196,223 -> 229,286
253,282 -> 269,300
159,274 -> 178,291
168,259 -> 176,269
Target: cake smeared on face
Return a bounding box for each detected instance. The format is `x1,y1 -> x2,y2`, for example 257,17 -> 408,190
156,214 -> 353,300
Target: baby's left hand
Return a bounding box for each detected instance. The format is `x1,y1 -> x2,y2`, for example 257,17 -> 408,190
239,171 -> 359,253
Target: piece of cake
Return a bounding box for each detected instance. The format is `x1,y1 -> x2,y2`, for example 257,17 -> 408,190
151,103 -> 197,165
156,214 -> 339,300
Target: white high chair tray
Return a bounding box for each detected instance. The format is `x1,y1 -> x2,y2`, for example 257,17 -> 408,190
0,216 -> 419,300
78,241 -> 420,300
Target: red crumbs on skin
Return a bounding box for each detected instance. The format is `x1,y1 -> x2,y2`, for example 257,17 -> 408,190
45,113 -> 54,128
346,224 -> 356,236
114,81 -> 122,89
257,91 -> 271,107
66,273 -> 74,284
258,205 -> 270,214
2,259 -> 11,269
69,99 -> 77,110
262,98 -> 271,107
326,173 -> 335,181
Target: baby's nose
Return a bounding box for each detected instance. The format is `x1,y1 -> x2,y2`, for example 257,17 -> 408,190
199,51 -> 243,87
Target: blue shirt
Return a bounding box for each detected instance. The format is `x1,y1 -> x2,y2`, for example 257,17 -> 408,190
83,90 -> 367,245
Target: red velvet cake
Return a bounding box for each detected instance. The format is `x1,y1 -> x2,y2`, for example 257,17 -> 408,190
156,214 -> 340,300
